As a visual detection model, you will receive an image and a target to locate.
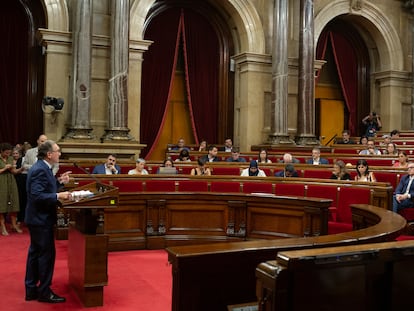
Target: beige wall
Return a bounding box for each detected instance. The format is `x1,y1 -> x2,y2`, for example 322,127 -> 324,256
41,0 -> 413,154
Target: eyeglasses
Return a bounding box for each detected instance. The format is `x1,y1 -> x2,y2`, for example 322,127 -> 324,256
408,167 -> 414,170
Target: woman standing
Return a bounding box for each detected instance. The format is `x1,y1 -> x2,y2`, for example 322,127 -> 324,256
330,160 -> 351,180
355,159 -> 376,182
0,143 -> 21,235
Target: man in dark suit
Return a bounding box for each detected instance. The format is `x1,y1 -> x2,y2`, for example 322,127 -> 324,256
92,154 -> 121,174
393,162 -> 414,213
306,148 -> 329,165
200,145 -> 221,162
275,164 -> 299,178
25,140 -> 71,303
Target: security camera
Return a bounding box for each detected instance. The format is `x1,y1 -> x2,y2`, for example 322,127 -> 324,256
42,96 -> 64,111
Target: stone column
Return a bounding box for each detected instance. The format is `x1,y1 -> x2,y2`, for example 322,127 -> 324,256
103,0 -> 133,141
295,0 -> 318,145
65,0 -> 93,139
268,0 -> 295,145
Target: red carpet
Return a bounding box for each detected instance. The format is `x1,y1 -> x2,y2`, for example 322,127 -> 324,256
0,227 -> 172,310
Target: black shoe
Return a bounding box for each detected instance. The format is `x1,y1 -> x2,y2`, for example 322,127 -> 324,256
25,293 -> 38,301
38,293 -> 66,303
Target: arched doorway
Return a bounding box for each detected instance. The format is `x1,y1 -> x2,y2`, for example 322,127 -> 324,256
0,1 -> 45,145
316,18 -> 370,143
140,0 -> 234,160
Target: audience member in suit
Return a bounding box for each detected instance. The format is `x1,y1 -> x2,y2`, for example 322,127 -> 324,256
200,145 -> 220,162
22,134 -> 59,175
306,148 -> 329,165
92,154 -> 121,174
226,147 -> 246,162
393,162 -> 414,213
330,160 -> 351,180
171,138 -> 190,152
24,140 -> 71,303
336,130 -> 355,144
275,164 -> 299,177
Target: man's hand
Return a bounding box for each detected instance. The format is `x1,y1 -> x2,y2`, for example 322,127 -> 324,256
58,171 -> 71,184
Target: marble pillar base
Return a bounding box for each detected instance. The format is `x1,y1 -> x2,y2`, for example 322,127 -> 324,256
267,135 -> 296,145
64,128 -> 95,140
102,128 -> 134,141
294,135 -> 320,146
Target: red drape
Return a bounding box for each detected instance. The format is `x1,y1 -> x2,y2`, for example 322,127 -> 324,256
316,29 -> 358,134
0,3 -> 29,144
141,8 -> 219,158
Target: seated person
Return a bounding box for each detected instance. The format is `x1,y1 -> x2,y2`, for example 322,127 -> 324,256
171,138 -> 190,151
355,159 -> 376,182
257,148 -> 272,164
198,139 -> 207,152
92,154 -> 121,174
390,129 -> 400,138
336,130 -> 355,144
190,158 -> 211,176
220,138 -> 233,152
393,162 -> 414,213
175,149 -> 191,162
128,158 -> 149,175
306,148 -> 329,165
278,153 -> 300,164
379,134 -> 392,147
226,147 -> 246,162
393,151 -> 409,168
383,142 -> 398,156
359,135 -> 369,145
274,164 -> 299,177
330,160 -> 351,180
157,158 -> 177,174
200,145 -> 220,162
241,160 -> 266,177
358,139 -> 381,155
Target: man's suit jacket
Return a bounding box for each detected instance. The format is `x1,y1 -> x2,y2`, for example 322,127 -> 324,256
92,163 -> 121,174
200,155 -> 220,162
395,174 -> 414,197
274,170 -> 299,177
306,158 -> 329,165
25,160 -> 62,227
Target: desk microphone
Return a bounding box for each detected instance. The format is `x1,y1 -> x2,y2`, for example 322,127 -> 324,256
73,162 -> 108,193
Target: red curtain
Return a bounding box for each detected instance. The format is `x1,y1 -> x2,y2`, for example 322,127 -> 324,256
141,8 -> 219,158
0,3 -> 29,144
316,29 -> 358,134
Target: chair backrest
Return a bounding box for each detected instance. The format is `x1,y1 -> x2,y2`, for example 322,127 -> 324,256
210,181 -> 241,193
177,180 -> 209,192
274,183 -> 306,197
144,180 -> 176,192
306,184 -> 339,208
242,182 -> 273,194
336,186 -> 372,223
112,180 -> 143,192
211,167 -> 241,176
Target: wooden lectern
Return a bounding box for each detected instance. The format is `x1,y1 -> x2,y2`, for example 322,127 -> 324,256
62,182 -> 118,307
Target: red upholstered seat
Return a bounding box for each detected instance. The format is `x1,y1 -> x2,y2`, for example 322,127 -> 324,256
306,184 -> 339,209
210,181 -> 240,193
274,183 -> 305,196
177,180 -> 209,192
303,169 -> 332,179
399,208 -> 414,221
145,180 -> 176,192
177,166 -> 193,174
211,167 -> 241,176
242,182 -> 273,194
328,186 -> 372,234
112,180 -> 143,192
374,172 -> 399,190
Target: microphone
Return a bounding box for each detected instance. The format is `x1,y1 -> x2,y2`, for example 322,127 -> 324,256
73,162 -> 108,193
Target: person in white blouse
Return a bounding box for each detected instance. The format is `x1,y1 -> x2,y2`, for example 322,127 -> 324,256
128,158 -> 149,175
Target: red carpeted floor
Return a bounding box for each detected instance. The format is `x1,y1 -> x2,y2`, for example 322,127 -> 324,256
0,227 -> 172,311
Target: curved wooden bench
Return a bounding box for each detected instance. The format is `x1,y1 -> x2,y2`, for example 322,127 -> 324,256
166,204 -> 406,311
